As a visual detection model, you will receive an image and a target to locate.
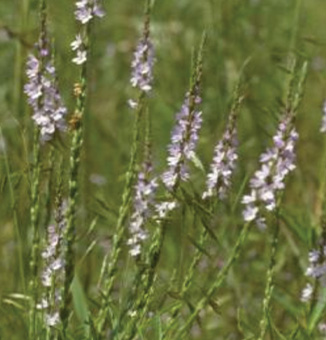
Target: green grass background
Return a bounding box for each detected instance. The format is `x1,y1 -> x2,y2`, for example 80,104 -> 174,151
1,0 -> 326,338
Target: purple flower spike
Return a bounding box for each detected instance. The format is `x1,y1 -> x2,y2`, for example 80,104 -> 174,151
37,200 -> 67,327
130,36 -> 155,94
162,90 -> 203,190
202,114 -> 238,200
24,54 -> 67,142
127,163 -> 158,257
242,115 -> 298,228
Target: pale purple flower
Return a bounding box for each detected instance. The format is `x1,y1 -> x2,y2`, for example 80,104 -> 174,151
24,54 -> 67,142
162,91 -> 203,190
242,115 -> 298,228
75,0 -> 105,24
305,247 -> 326,279
128,99 -> 138,110
301,283 -> 313,302
202,114 -> 238,200
319,323 -> 326,333
154,201 -> 177,220
127,163 -> 158,257
46,312 -> 60,327
321,101 -> 326,133
130,37 -> 155,94
72,49 -> 87,65
71,34 -> 83,51
72,0 -> 104,64
301,245 -> 326,303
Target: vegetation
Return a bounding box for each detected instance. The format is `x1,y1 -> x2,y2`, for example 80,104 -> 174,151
1,0 -> 326,339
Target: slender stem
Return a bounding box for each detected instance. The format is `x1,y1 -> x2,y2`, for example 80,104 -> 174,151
29,129 -> 41,340
175,222 -> 251,339
13,0 -> 30,118
0,126 -> 26,292
123,221 -> 167,340
96,93 -> 145,334
163,224 -> 208,338
61,18 -> 91,335
258,211 -> 280,340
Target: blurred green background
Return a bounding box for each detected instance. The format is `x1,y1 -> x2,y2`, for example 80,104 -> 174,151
1,0 -> 326,338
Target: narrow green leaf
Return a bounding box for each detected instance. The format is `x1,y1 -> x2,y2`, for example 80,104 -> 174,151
72,273 -> 89,334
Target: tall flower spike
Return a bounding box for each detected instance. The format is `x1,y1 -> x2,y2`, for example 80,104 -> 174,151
127,162 -> 158,257
37,199 -> 67,329
24,42 -> 67,142
130,28 -> 154,94
162,37 -> 205,190
202,97 -> 241,200
242,115 -> 298,229
128,0 -> 155,110
162,89 -> 202,190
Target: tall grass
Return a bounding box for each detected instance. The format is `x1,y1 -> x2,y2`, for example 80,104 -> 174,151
1,0 -> 326,339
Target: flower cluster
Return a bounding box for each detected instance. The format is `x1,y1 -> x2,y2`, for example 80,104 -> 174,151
301,246 -> 326,302
130,37 -> 155,94
75,0 -> 105,24
24,54 -> 67,142
242,115 -> 298,228
154,201 -> 177,220
72,0 -> 105,65
202,115 -> 238,200
305,248 -> 326,279
321,101 -> 326,133
127,163 -> 158,257
37,201 -> 67,327
162,91 -> 202,190
71,34 -> 87,65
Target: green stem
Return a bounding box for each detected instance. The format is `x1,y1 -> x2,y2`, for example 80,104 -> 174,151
0,126 -> 26,292
96,93 -> 145,334
175,222 -> 251,339
163,226 -> 208,338
258,211 -> 280,340
61,19 -> 90,335
28,129 -> 41,340
122,221 -> 167,340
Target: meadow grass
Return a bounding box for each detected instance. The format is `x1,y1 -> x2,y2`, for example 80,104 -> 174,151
1,0 -> 326,339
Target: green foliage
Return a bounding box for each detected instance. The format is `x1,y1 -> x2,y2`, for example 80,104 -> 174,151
1,0 -> 326,339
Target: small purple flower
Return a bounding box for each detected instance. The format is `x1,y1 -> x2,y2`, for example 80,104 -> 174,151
242,115 -> 298,228
72,0 -> 104,64
203,114 -> 238,200
75,0 -> 105,24
24,54 -> 67,142
162,90 -> 203,190
72,49 -> 87,65
305,247 -> 326,279
130,37 -> 155,94
71,34 -> 83,51
301,283 -> 313,302
127,163 -> 158,257
321,101 -> 326,133
154,201 -> 177,220
301,245 -> 326,303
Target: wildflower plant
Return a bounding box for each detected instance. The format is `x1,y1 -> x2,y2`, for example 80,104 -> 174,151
61,0 -> 104,332
162,46 -> 204,191
4,0 -> 326,339
96,1 -> 155,334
